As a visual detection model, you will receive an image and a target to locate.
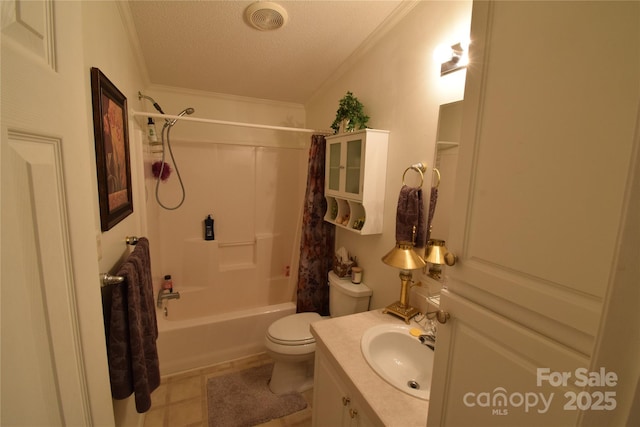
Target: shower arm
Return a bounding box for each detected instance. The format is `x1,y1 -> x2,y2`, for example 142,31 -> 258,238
138,91 -> 165,115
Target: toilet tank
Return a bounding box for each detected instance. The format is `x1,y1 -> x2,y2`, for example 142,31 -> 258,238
328,271 -> 372,317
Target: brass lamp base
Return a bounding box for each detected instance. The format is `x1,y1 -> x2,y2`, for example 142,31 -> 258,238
383,302 -> 420,324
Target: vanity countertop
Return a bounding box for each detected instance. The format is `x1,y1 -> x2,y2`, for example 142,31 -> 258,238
310,309 -> 429,427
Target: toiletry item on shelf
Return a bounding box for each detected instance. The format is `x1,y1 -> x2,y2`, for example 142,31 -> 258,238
204,215 -> 215,240
163,275 -> 173,293
147,117 -> 158,143
351,267 -> 363,284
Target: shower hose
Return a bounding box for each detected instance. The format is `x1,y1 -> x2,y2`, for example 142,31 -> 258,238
155,121 -> 186,210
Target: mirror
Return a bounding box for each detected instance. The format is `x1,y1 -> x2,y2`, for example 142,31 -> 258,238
414,100 -> 464,301
429,100 -> 463,248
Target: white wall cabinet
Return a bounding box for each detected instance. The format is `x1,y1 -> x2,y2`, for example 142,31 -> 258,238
427,2 -> 639,426
312,350 -> 379,427
324,129 -> 388,235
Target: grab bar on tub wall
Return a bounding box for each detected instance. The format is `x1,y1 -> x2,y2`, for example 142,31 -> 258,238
99,236 -> 139,287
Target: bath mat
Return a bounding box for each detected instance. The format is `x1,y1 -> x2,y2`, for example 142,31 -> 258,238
207,363 -> 307,427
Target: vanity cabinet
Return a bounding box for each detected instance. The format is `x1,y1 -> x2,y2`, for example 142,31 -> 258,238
324,129 -> 388,235
313,350 -> 379,427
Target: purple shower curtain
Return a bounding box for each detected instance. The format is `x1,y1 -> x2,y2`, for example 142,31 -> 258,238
296,134 -> 335,315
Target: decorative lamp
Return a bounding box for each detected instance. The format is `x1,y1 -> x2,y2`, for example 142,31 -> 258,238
425,239 -> 457,280
381,241 -> 427,323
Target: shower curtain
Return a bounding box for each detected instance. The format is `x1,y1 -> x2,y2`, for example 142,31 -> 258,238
296,134 -> 335,315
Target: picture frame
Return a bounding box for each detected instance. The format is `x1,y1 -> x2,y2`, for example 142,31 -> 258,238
90,67 -> 133,231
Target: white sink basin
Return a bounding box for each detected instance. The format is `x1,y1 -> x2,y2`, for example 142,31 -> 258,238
360,323 -> 434,400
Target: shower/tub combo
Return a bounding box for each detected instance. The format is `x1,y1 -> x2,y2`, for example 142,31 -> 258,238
138,92 -> 309,375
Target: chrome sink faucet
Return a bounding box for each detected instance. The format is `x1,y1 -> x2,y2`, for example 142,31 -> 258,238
419,332 -> 436,351
157,289 -> 180,308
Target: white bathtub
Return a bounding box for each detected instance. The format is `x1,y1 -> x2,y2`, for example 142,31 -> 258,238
155,301 -> 295,376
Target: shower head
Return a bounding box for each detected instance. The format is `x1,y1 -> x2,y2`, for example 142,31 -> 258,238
169,107 -> 195,126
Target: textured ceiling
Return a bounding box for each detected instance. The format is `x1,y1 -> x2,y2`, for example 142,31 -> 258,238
125,1 -> 411,104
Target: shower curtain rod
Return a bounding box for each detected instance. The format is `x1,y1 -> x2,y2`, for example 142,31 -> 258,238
131,110 -> 333,135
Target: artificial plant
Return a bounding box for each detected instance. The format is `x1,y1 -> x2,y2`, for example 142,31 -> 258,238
330,91 -> 370,133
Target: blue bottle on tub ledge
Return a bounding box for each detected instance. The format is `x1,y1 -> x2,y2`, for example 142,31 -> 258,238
204,215 -> 215,240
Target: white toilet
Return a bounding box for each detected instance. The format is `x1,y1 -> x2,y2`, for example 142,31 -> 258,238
264,271 -> 372,394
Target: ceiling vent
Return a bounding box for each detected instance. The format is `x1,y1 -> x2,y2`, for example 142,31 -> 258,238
245,2 -> 288,31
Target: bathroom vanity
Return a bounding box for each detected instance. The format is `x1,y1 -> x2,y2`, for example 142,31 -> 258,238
311,310 -> 428,426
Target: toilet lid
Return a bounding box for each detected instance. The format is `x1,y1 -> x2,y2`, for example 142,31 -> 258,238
267,312 -> 321,345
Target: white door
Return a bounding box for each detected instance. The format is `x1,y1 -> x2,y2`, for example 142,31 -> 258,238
1,0 -> 113,425
427,1 -> 639,426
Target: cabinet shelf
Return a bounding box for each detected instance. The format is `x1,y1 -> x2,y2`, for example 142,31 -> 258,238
324,196 -> 368,233
436,140 -> 460,150
324,129 -> 389,235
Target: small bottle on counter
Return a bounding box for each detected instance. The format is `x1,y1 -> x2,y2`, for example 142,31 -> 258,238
204,215 -> 215,241
163,275 -> 173,293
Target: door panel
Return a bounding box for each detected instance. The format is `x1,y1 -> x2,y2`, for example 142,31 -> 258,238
1,132 -> 88,425
1,0 -> 104,424
1,0 -> 55,66
445,0 -> 638,354
345,138 -> 362,195
328,141 -> 342,192
428,1 -> 639,426
428,291 -> 587,427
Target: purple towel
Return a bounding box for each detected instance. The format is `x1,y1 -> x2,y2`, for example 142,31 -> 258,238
395,185 -> 426,248
426,186 -> 439,242
108,237 -> 160,413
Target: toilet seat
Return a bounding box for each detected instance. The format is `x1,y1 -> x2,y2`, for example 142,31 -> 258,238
266,312 -> 320,346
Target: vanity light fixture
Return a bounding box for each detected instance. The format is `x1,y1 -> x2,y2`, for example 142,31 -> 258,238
424,239 -> 457,280
381,241 -> 427,323
440,42 -> 468,76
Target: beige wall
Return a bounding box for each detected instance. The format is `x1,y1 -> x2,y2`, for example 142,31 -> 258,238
305,1 -> 472,309
82,1 -> 148,274
81,2 -> 148,425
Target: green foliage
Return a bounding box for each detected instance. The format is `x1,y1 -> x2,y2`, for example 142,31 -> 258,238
330,91 -> 369,133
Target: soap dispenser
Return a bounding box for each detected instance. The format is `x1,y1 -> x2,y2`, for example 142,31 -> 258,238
204,215 -> 215,240
147,117 -> 158,143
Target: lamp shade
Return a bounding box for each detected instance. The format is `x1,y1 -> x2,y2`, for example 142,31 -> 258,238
425,239 -> 456,266
381,241 -> 426,270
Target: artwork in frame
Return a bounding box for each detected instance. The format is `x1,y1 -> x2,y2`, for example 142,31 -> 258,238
90,67 -> 133,231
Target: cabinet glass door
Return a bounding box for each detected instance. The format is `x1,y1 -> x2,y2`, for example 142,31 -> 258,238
328,141 -> 341,192
344,139 -> 362,195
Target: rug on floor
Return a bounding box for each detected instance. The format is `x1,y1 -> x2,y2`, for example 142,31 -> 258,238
207,363 -> 307,427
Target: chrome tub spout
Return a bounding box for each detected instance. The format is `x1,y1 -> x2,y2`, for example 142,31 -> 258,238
157,289 -> 181,308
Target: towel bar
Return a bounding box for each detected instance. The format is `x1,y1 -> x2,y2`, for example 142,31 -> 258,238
100,236 -> 140,287
101,273 -> 124,287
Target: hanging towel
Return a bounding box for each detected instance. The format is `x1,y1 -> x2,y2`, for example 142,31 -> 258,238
426,186 -> 439,242
107,237 -> 160,413
395,185 -> 426,248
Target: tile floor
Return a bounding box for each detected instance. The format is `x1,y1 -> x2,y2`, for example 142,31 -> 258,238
143,353 -> 313,427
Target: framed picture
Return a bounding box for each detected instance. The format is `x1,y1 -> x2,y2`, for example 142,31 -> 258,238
90,67 -> 133,231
